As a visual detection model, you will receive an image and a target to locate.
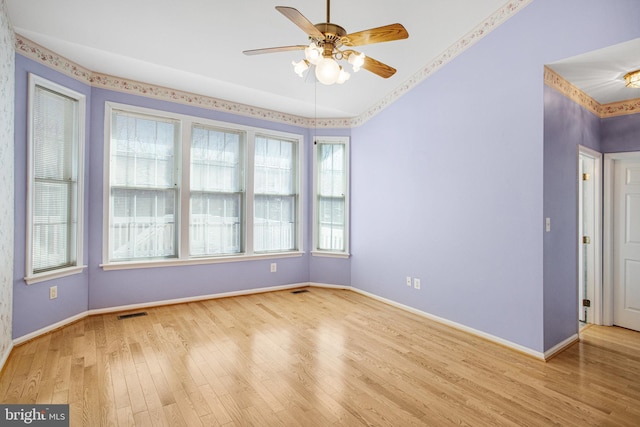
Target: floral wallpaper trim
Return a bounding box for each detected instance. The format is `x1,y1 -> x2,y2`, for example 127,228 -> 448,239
545,66 -> 640,119
15,0 -> 536,128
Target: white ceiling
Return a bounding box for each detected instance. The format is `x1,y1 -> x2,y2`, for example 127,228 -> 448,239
7,0 -> 516,119
8,1 -> 637,119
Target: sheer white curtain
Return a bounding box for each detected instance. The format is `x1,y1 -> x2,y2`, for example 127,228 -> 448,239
190,125 -> 243,256
109,112 -> 178,260
254,136 -> 297,252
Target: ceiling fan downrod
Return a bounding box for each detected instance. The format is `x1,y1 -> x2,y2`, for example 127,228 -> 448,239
326,0 -> 330,23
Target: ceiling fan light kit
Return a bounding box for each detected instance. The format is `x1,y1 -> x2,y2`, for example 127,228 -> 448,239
243,0 -> 409,85
624,69 -> 640,88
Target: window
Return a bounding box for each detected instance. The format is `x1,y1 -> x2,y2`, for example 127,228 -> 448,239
26,74 -> 86,284
254,136 -> 298,252
313,137 -> 349,256
104,103 -> 303,268
108,110 -> 179,261
190,125 -> 244,256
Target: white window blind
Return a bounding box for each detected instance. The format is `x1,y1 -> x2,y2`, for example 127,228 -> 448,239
313,137 -> 349,254
190,125 -> 244,256
109,111 -> 179,260
30,84 -> 80,273
254,136 -> 297,252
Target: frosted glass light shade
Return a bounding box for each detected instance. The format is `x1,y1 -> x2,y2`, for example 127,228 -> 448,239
315,57 -> 340,85
348,52 -> 366,72
304,43 -> 323,65
292,60 -> 309,77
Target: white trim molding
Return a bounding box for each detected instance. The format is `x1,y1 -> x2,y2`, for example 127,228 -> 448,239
12,281 -> 551,361
344,286 -> 548,361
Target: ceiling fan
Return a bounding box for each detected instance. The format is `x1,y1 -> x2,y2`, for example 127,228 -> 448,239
243,0 -> 409,85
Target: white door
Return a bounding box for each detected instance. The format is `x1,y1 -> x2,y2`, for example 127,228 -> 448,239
613,158 -> 640,331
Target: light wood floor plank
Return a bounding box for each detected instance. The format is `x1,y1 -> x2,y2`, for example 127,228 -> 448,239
2,288 -> 640,426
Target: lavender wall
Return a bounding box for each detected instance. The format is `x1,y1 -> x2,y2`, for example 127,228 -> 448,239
350,0 -> 640,352
11,0 -> 640,353
543,86 -> 600,349
13,56 -> 91,338
602,113 -> 640,153
12,57 -> 353,337
87,89 -> 314,310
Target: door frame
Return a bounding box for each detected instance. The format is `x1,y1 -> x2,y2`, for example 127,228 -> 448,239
578,145 -> 603,325
603,151 -> 640,326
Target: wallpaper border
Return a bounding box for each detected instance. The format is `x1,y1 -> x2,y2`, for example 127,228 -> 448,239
14,0 -> 535,128
544,66 -> 640,119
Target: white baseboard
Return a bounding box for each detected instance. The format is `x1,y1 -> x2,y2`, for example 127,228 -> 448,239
13,282 -> 308,346
326,284 -> 548,361
543,333 -> 579,360
13,311 -> 88,346
12,281 -> 569,362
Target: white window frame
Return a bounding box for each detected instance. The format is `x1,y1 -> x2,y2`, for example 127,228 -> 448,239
25,74 -> 87,284
312,136 -> 350,258
102,102 -> 304,270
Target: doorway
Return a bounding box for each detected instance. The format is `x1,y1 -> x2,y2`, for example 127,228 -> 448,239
578,146 -> 602,326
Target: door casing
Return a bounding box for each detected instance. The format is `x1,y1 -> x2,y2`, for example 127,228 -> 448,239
578,145 -> 602,325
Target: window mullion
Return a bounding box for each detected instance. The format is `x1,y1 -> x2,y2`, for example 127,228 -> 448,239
245,131 -> 255,255
179,121 -> 191,259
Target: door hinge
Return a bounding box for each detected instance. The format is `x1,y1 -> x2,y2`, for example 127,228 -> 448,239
583,236 -> 591,244
582,299 -> 591,307
583,173 -> 591,181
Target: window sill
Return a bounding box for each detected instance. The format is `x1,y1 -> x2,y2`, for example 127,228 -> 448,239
101,251 -> 305,271
311,251 -> 351,259
25,265 -> 87,285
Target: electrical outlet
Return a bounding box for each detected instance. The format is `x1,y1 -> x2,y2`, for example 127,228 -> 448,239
406,276 -> 412,287
50,286 -> 57,300
270,263 -> 277,273
414,278 -> 421,290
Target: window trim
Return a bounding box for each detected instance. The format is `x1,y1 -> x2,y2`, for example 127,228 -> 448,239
102,102 -> 304,270
312,136 -> 350,258
25,74 -> 87,284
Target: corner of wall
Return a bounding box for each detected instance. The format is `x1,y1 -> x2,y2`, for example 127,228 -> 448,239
0,0 -> 16,370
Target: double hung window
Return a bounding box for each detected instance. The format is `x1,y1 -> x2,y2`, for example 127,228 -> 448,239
190,125 -> 244,256
108,111 -> 179,261
104,103 -> 302,268
26,75 -> 86,283
313,137 -> 349,256
254,136 -> 298,252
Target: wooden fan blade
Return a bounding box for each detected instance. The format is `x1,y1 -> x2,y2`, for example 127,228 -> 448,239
276,6 -> 324,39
362,55 -> 397,78
243,45 -> 307,56
342,23 -> 408,47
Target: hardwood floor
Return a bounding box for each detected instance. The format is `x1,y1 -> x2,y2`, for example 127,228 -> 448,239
1,287 -> 640,426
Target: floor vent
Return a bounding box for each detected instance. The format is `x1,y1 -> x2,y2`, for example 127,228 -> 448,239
117,312 -> 148,320
291,289 -> 309,294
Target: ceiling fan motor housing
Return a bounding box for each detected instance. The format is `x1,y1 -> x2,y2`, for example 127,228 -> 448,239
314,22 -> 347,53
